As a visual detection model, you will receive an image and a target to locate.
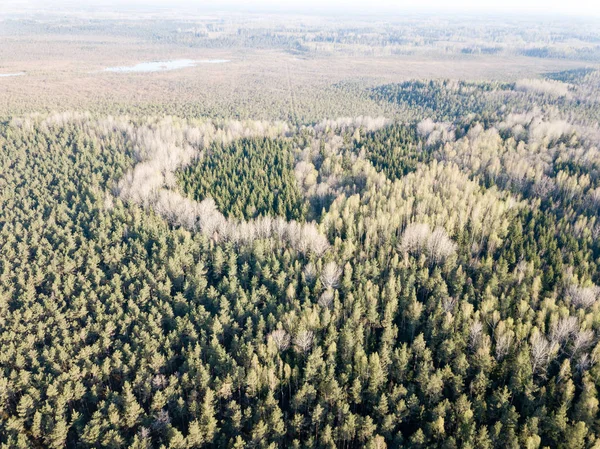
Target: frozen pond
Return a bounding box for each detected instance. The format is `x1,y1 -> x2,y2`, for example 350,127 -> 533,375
0,72 -> 25,78
104,59 -> 229,73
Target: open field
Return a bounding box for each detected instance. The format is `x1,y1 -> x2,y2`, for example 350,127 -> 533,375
1,12 -> 598,120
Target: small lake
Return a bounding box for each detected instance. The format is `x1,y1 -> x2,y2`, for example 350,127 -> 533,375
104,59 -> 229,73
0,72 -> 25,78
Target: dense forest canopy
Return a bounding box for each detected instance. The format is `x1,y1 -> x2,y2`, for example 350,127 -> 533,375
1,6 -> 600,449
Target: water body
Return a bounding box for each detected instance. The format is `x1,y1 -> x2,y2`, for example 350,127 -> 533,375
104,59 -> 229,73
0,72 -> 25,78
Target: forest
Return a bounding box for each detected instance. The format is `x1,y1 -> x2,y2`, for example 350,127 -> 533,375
1,4 -> 600,449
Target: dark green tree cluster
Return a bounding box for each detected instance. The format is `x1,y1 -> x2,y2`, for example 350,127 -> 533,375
545,68 -> 597,83
357,124 -> 426,181
370,80 -> 512,124
178,137 -> 307,221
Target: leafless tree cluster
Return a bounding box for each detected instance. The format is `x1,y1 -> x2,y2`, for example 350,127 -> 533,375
427,228 -> 457,264
400,223 -> 456,264
546,316 -> 597,370
500,109 -> 573,144
436,110 -> 600,227
117,118 -> 290,207
567,284 -> 599,309
268,329 -> 291,352
572,329 -> 595,356
314,116 -> 390,133
549,316 -> 578,346
292,130 -> 355,207
399,223 -> 431,256
417,118 -> 455,146
100,116 -> 337,255
441,296 -> 457,313
515,79 -> 571,98
154,198 -> 331,255
322,159 -> 515,260
231,217 -> 330,256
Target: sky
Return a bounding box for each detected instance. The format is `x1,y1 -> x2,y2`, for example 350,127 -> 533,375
201,0 -> 600,16
2,0 -> 600,18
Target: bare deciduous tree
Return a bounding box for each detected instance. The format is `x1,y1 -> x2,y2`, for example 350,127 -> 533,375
532,175 -> 556,199
295,223 -> 330,256
321,262 -> 342,290
400,223 -> 456,264
417,118 -> 436,137
427,227 -> 457,265
575,353 -> 595,373
531,332 -> 557,374
469,320 -> 483,350
416,119 -> 455,145
572,329 -> 594,356
550,316 -> 578,346
268,329 -> 290,352
576,354 -> 593,373
515,79 -> 571,98
400,223 -> 430,255
294,330 -> 314,354
303,263 -> 317,284
318,288 -> 335,309
567,285 -> 599,309
151,374 -> 168,390
495,333 -> 513,361
314,116 -> 389,133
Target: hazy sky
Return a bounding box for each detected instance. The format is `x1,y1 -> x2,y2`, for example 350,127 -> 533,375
207,0 -> 600,16
3,0 -> 600,17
